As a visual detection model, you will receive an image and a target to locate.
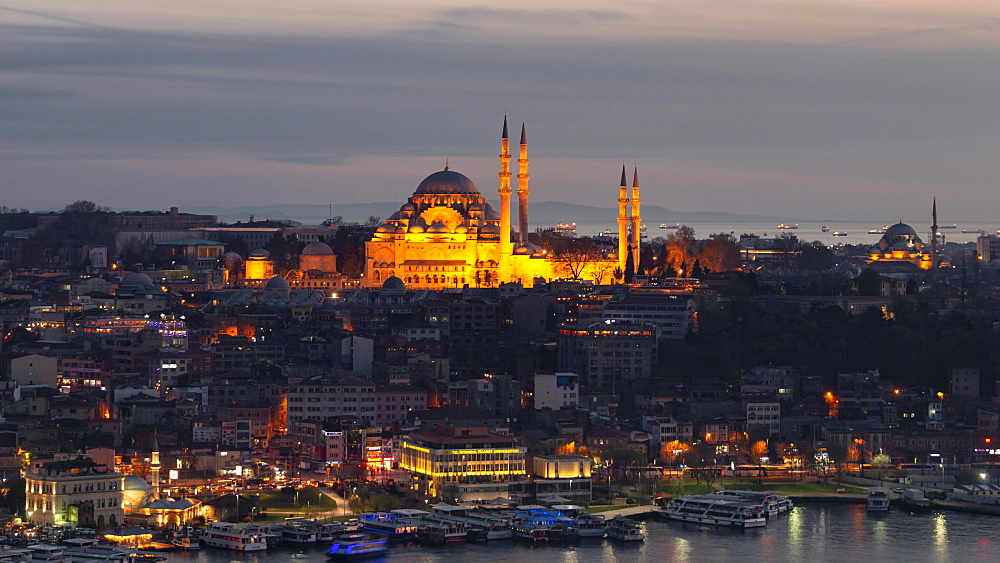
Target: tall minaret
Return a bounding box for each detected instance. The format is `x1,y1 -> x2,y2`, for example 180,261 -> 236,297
150,434 -> 161,500
498,116 -> 513,280
630,166 -> 642,270
516,122 -> 531,243
930,197 -> 938,269
617,165 -> 631,273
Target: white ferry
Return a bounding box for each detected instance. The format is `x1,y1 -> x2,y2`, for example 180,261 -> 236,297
660,223 -> 680,229
555,223 -> 577,236
715,490 -> 793,516
358,510 -> 424,541
430,504 -> 512,540
201,522 -> 269,551
659,495 -> 767,528
327,533 -> 388,558
776,224 -> 799,230
606,516 -> 644,541
866,487 -> 890,512
832,231 -> 848,237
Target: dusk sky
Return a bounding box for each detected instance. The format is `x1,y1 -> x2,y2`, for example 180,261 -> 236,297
3,1 -> 1000,221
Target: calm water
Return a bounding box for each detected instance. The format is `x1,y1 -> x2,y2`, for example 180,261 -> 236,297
570,221 -> 993,247
168,504 -> 1000,563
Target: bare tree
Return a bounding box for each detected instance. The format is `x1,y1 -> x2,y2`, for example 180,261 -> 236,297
553,239 -> 604,279
366,216 -> 382,227
665,226 -> 696,275
697,233 -> 741,273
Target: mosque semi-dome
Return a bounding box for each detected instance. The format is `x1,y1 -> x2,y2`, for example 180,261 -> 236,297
382,276 -> 406,291
265,275 -> 289,289
120,273 -> 155,289
414,169 -> 480,195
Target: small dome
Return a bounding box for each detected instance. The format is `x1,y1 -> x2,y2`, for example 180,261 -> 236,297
123,475 -> 153,491
121,272 -> 154,288
414,169 -> 480,195
513,244 -> 533,255
220,252 -> 243,266
427,222 -> 450,234
479,224 -> 500,236
408,218 -> 427,233
454,225 -> 469,234
382,276 -> 406,291
265,276 -> 289,289
387,211 -> 403,221
376,223 -> 395,233
301,241 -> 335,256
249,248 -> 270,259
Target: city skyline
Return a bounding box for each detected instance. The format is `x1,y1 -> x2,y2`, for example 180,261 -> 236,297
2,2 -> 1000,221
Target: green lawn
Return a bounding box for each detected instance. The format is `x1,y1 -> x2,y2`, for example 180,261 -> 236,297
719,482 -> 865,494
256,487 -> 338,511
657,483 -> 716,496
586,505 -> 631,513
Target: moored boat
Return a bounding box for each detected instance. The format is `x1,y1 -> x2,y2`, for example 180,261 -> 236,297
511,522 -> 549,544
170,526 -> 201,550
896,488 -> 932,512
867,487 -> 890,512
201,522 -> 268,551
606,516 -> 644,541
357,511 -> 423,541
659,495 -> 767,528
715,490 -> 793,516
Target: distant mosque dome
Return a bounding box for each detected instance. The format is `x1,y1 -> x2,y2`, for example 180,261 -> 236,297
220,252 -> 243,266
265,276 -> 289,289
120,273 -> 154,289
301,241 -> 335,256
414,169 -> 480,195
382,276 -> 406,291
123,475 -> 153,491
884,223 -> 918,239
249,248 -> 270,259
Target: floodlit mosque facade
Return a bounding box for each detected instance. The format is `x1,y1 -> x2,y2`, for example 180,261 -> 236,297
364,118 -> 641,289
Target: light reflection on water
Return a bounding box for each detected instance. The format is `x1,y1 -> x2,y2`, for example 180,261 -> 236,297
168,505 -> 999,563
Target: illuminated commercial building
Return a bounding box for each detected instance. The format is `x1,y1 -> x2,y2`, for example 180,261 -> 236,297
25,453 -> 125,528
399,424 -> 526,501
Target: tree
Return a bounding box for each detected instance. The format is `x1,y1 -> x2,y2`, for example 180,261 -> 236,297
366,216 -> 382,227
698,233 -> 741,273
665,226 -> 696,275
552,238 -> 605,279
856,269 -> 883,296
659,440 -> 692,466
63,200 -> 111,214
796,241 -> 834,270
871,453 -> 892,482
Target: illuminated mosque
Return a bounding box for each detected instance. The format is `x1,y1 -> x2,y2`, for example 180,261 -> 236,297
363,118 -> 641,289
866,200 -> 940,272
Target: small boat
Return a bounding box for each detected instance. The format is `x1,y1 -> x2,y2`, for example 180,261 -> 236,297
776,224 -> 799,230
511,523 -> 549,544
821,225 -> 830,233
171,527 -> 201,550
896,488 -> 931,512
832,231 -> 847,237
327,533 -> 388,558
866,487 -> 890,512
606,516 -> 645,541
660,223 -> 680,229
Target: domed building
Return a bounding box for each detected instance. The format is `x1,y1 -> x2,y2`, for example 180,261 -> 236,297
867,221 -> 933,272
364,118 -> 619,289
244,248 -> 273,283
299,241 -> 337,273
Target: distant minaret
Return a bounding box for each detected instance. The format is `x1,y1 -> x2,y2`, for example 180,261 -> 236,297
617,165 -> 631,274
498,116 -> 513,280
150,434 -> 161,500
630,166 -> 642,270
516,122 -> 531,243
930,197 -> 938,269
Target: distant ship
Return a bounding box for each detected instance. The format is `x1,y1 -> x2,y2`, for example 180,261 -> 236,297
659,223 -> 680,229
776,224 -> 798,230
832,231 -> 848,237
868,225 -> 889,235
821,225 -> 830,233
554,223 -> 577,236
939,223 -> 957,229
962,229 -> 985,234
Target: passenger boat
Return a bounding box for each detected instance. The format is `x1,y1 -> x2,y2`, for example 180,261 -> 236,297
659,495 -> 767,528
866,487 -> 890,512
277,524 -> 317,545
555,223 -> 577,236
832,231 -> 847,237
511,523 -> 549,544
897,488 -> 932,512
776,224 -> 798,230
357,511 -> 423,541
170,527 -> 201,550
821,225 -> 830,233
660,223 -> 680,229
430,504 -> 513,540
327,533 -> 388,558
715,490 -> 793,516
571,514 -> 607,538
201,522 -> 268,551
416,520 -> 467,545
605,516 -> 645,541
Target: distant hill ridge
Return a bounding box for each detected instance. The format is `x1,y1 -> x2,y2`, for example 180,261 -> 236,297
183,201 -> 805,225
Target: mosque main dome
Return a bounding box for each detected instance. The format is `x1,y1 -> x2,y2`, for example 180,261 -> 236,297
414,169 -> 480,195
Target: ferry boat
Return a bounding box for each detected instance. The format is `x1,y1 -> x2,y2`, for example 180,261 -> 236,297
868,226 -> 888,234
554,223 -> 577,236
327,533 -> 388,558
660,223 -> 680,229
416,520 -> 467,545
170,527 -> 201,550
821,225 -> 830,232
276,524 -> 317,545
832,231 -> 847,237
201,522 -> 268,551
571,514 -> 607,538
431,505 -> 512,540
358,511 -> 423,541
511,523 -> 549,544
606,516 -> 645,541
776,224 -> 799,230
715,490 -> 793,516
866,487 -> 890,512
659,495 -> 767,528
896,488 -> 932,512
